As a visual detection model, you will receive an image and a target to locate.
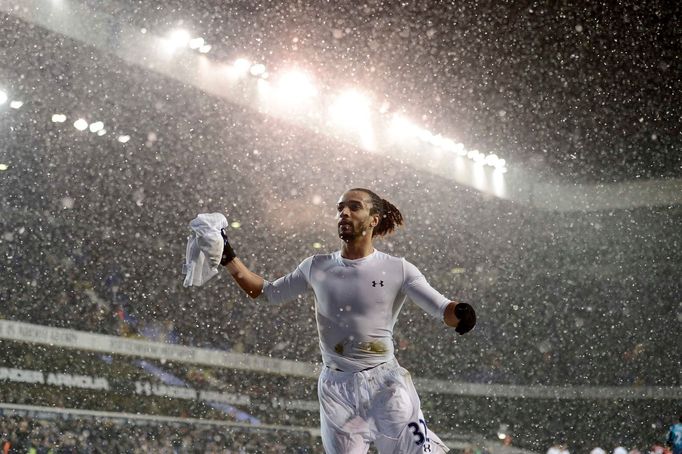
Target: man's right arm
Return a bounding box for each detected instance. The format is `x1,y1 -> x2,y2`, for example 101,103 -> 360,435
225,258 -> 264,299
219,228 -> 264,298
219,228 -> 311,302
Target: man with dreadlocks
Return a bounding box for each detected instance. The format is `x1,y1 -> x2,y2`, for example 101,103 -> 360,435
220,188 -> 476,453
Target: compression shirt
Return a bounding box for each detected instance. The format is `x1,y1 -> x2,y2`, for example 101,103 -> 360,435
262,250 -> 450,372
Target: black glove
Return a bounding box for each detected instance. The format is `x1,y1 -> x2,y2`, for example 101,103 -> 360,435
454,302 -> 476,335
220,228 -> 237,266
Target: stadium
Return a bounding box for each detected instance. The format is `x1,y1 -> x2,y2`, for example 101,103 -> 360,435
0,0 -> 680,452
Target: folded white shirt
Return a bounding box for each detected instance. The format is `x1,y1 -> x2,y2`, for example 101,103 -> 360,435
182,213 -> 228,287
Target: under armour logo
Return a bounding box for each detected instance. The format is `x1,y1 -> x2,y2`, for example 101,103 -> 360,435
372,280 -> 384,287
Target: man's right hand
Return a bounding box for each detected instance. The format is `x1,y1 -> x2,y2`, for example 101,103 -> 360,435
220,228 -> 237,266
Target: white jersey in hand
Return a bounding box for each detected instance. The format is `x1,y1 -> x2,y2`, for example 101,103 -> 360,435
262,250 -> 449,372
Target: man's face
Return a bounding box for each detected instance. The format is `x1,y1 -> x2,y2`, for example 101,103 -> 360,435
336,190 -> 378,241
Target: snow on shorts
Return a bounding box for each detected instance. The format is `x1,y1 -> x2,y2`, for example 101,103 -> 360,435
317,358 -> 449,454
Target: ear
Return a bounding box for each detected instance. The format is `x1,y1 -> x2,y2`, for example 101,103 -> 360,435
370,213 -> 380,228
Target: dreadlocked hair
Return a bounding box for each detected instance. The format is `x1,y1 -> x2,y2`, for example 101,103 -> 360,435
350,188 -> 404,237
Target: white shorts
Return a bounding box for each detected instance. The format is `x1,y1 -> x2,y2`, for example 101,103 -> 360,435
317,359 -> 449,454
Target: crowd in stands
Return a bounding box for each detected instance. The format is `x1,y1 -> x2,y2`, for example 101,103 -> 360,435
0,415 -> 319,453
0,412 -> 677,454
546,442 -> 675,454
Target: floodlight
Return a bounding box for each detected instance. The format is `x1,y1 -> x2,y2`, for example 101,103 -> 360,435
52,114 -> 67,123
276,70 -> 317,99
73,119 -> 89,131
451,142 -> 466,155
198,44 -> 211,54
97,129 -> 107,136
9,100 -> 23,109
117,135 -> 131,143
428,133 -> 447,147
388,114 -> 417,139
415,128 -> 434,142
188,37 -> 204,50
0,90 -> 7,104
0,164 -> 8,171
250,63 -> 266,76
169,29 -> 190,49
233,58 -> 251,73
329,90 -> 371,125
485,153 -> 499,167
329,89 -> 375,150
89,121 -> 104,133
492,168 -> 507,197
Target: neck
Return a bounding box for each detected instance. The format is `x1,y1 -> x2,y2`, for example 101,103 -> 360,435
340,237 -> 374,260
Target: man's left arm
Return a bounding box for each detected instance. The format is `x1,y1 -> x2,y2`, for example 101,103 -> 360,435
403,260 -> 476,335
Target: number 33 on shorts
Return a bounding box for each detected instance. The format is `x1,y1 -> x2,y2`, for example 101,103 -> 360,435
405,417 -> 450,453
408,419 -> 429,446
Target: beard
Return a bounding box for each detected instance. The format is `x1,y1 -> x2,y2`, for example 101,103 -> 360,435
338,221 -> 370,242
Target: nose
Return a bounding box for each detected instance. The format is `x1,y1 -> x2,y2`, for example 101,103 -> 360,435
338,206 -> 351,219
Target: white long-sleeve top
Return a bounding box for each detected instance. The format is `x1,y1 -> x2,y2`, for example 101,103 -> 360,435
262,250 -> 449,372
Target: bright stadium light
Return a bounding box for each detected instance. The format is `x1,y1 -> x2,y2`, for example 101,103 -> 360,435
97,129 -> 107,136
275,69 -> 317,99
492,166 -> 507,196
485,153 -> 499,167
329,89 -> 372,126
450,142 -> 466,155
73,118 -> 89,131
160,29 -> 191,54
198,44 -> 211,54
329,89 -> 375,150
9,100 -> 23,109
169,29 -> 190,48
388,114 -> 418,139
188,37 -> 204,50
441,137 -> 456,151
428,133 -> 448,147
250,63 -> 266,77
89,121 -> 104,133
0,90 -> 7,105
52,113 -> 67,123
415,128 -> 435,142
117,135 -> 131,143
0,164 -> 8,171
233,58 -> 251,74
